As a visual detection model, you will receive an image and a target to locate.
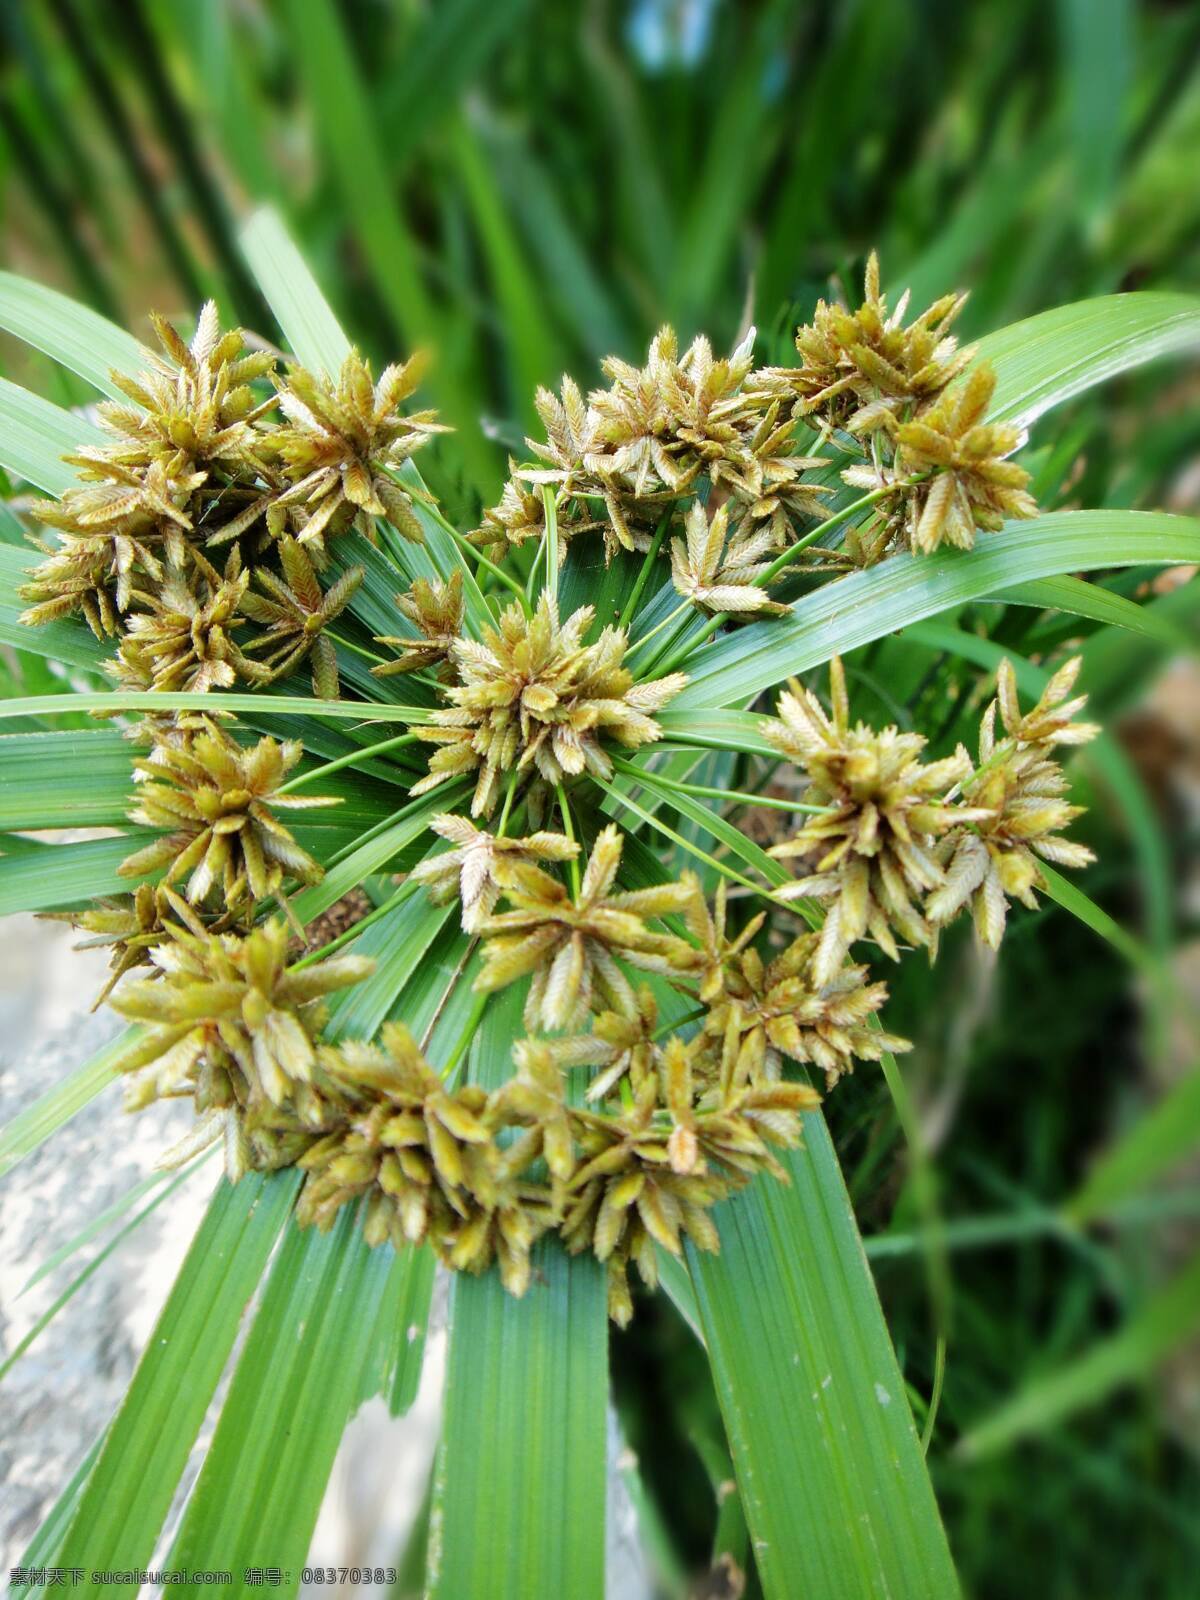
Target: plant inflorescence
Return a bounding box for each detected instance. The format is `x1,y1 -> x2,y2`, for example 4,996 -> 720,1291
23,257 -> 1097,1322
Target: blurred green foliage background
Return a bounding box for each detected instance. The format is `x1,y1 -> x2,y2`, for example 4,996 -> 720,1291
3,1 -> 1200,1594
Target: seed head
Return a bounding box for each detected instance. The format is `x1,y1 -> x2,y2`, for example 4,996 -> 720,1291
110,918 -> 373,1148
474,823 -> 697,1031
413,592 -> 686,816
928,658 -> 1099,946
670,500 -> 788,615
372,571 -> 464,682
269,350 -> 445,555
891,364 -> 1037,552
238,536 -> 363,697
118,721 -> 339,910
766,658 -> 988,981
410,814 -> 579,931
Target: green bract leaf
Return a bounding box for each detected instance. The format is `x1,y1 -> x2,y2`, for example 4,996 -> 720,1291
55,1173 -> 299,1578
688,1118 -> 959,1600
671,511 -> 1200,709
977,292 -> 1200,428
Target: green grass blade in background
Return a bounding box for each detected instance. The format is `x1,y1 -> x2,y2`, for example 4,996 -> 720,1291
55,1171 -> 299,1578
281,0 -> 495,493
240,207 -> 494,634
1037,863 -> 1153,972
0,376 -> 104,495
688,1114 -> 960,1600
167,1210 -> 427,1591
995,575 -> 1198,649
0,271 -> 148,394
428,984 -> 609,1600
976,292 -> 1200,426
1057,0 -> 1131,228
375,0 -> 532,168
673,511 -> 1200,709
668,0 -> 795,321
449,114 -> 561,427
1068,1071 -> 1200,1224
959,1250 -> 1200,1459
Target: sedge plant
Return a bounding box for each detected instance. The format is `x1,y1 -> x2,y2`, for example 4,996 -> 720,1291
1,218 -> 1199,1599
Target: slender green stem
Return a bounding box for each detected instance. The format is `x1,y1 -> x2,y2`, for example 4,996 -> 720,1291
627,597 -> 693,663
921,1335 -> 947,1455
611,757 -> 829,815
525,522 -> 548,603
755,483 -> 907,589
556,783 -> 582,897
542,487 -> 560,602
497,768 -> 518,835
441,518 -> 530,613
420,934 -> 478,1054
442,989 -> 490,1081
291,880 -> 418,968
606,782 -> 794,912
618,511 -> 673,632
277,731 -> 420,793
650,613 -> 721,677
327,629 -> 389,666
653,1003 -> 705,1040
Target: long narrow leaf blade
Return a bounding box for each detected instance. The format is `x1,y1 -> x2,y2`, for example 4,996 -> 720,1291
55,1172 -> 299,1576
428,985 -> 609,1599
672,511 -> 1200,710
687,1115 -> 959,1599
0,377 -> 104,496
167,1210 -> 428,1589
0,271 -> 148,396
959,1250 -> 1200,1459
0,1027 -> 139,1178
976,292 -> 1200,427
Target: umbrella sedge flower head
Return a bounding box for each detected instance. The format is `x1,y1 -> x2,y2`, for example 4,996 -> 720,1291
670,499 -> 789,615
562,1045 -> 818,1327
413,591 -> 686,817
474,823 -> 698,1031
929,658 -> 1099,946
43,881 -> 234,1008
410,814 -> 579,932
109,918 -> 374,1163
19,459 -> 206,637
508,326 -> 760,562
766,657 -> 989,982
118,721 -> 338,911
269,349 -> 446,556
238,536 -> 364,697
699,927 -> 911,1090
520,986 -> 664,1107
371,571 -> 464,682
298,1024 -> 559,1295
99,301 -> 278,482
471,455 -> 604,563
890,364 -> 1038,552
104,547 -> 271,695
756,251 -> 973,436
